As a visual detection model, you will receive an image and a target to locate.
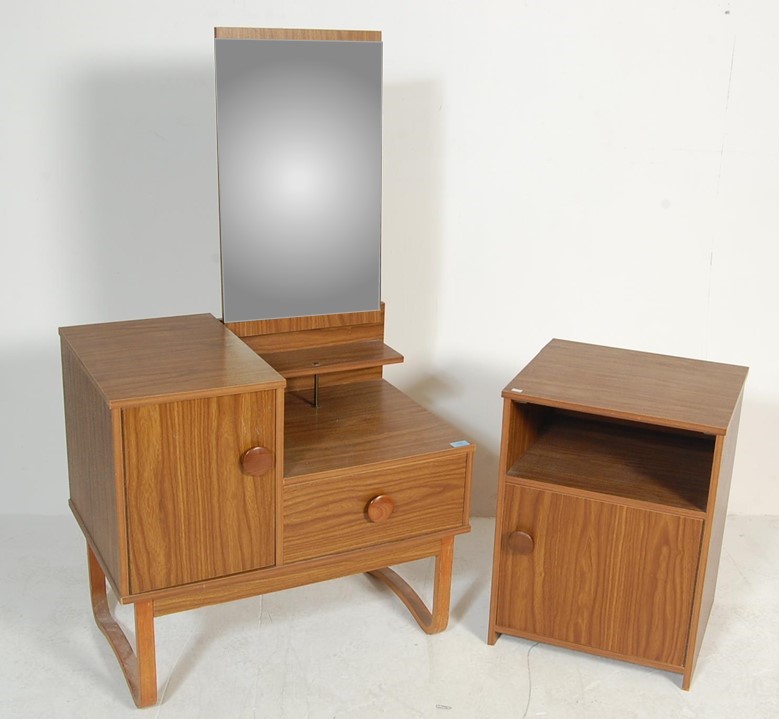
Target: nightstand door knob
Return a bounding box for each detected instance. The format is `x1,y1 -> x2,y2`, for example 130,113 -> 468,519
507,530 -> 534,555
367,494 -> 395,522
240,446 -> 274,476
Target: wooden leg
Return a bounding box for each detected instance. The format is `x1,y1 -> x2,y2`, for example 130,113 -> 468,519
681,667 -> 693,691
87,545 -> 158,707
367,535 -> 454,634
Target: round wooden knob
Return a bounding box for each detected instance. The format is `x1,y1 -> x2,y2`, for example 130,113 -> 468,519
507,530 -> 534,555
366,495 -> 395,523
240,446 -> 273,477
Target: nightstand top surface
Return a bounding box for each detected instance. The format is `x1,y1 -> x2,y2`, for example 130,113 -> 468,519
503,339 -> 748,434
59,314 -> 284,408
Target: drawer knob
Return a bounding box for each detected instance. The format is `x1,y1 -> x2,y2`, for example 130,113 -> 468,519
240,446 -> 273,477
366,495 -> 395,523
507,530 -> 534,555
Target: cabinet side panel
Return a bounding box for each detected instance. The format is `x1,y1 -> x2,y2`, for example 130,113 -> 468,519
502,402 -> 550,474
125,392 -> 276,593
686,391 -> 744,682
61,342 -> 122,588
497,485 -> 702,667
274,387 -> 285,566
488,398 -> 528,642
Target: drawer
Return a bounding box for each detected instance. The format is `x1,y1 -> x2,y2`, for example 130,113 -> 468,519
283,451 -> 469,563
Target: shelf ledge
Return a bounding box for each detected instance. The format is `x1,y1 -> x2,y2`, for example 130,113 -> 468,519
260,340 -> 403,379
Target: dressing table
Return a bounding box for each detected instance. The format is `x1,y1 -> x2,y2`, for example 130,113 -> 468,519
60,29 -> 473,707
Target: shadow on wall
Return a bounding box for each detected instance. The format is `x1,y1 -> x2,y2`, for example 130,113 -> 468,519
729,396 -> 779,514
383,82 -> 501,505
65,69 -> 437,331
382,81 -> 444,363
0,342 -> 69,514
66,61 -> 223,324
400,359 -> 510,518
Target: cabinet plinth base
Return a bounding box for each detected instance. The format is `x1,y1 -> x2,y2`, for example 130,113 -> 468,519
86,534 -> 457,706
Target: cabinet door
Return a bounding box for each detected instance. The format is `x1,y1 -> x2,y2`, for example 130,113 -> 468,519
495,484 -> 703,669
124,391 -> 277,593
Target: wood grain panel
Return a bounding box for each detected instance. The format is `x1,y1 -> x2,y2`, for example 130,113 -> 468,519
151,534 -> 442,616
224,306 -> 385,339
496,484 -> 703,668
284,367 -> 383,393
502,400 -> 551,474
684,390 -> 744,687
261,340 -> 402,379
124,391 -> 277,593
242,323 -> 385,353
61,342 -> 124,592
284,380 -> 473,478
59,314 -> 284,409
504,339 -> 749,434
215,28 -> 381,42
283,453 -> 469,562
509,414 -> 713,513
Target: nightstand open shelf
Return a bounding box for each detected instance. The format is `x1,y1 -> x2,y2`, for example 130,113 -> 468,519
507,411 -> 713,515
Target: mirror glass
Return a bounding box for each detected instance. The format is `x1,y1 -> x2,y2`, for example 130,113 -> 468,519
214,36 -> 382,322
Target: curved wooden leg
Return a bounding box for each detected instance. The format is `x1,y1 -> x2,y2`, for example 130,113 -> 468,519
367,535 -> 454,634
87,545 -> 157,707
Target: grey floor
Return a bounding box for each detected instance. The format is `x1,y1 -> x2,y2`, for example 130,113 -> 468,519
1,515 -> 777,718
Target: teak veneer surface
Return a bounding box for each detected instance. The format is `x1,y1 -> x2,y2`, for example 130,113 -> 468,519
124,391 -> 277,594
490,338 -> 748,689
261,340 -> 403,378
283,380 -> 472,479
62,345 -> 124,591
215,27 -> 381,42
283,453 -> 469,562
509,415 -> 714,513
59,314 -> 283,408
496,484 -> 703,669
243,323 -> 385,354
506,339 -> 748,434
224,307 -> 385,339
150,534 -> 444,616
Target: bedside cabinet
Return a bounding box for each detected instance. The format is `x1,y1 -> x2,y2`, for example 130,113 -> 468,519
487,339 -> 748,689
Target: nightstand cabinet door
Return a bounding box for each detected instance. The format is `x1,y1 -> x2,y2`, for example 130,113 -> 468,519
124,391 -> 277,593
495,484 -> 703,669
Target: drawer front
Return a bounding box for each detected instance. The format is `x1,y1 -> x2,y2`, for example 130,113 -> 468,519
496,483 -> 703,668
124,391 -> 278,593
283,452 -> 469,563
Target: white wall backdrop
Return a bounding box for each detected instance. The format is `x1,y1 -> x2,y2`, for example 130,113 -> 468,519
1,0 -> 777,516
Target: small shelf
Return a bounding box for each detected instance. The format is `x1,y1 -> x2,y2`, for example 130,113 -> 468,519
261,340 -> 403,379
507,414 -> 713,514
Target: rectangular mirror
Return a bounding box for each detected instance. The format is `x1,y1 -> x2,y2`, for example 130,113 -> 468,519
214,28 -> 383,323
